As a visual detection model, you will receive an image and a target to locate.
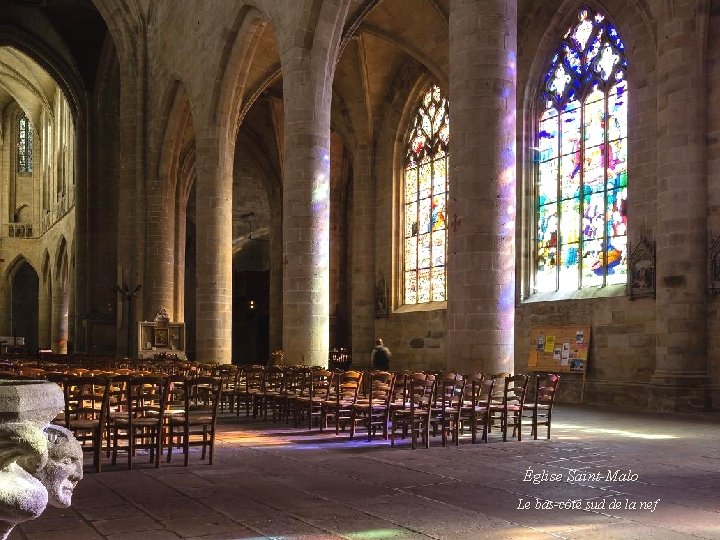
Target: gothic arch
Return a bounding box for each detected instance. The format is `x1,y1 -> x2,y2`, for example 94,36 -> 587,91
374,65 -> 441,308
90,0 -> 143,74
3,254 -> 38,283
54,236 -> 68,288
212,4 -> 281,145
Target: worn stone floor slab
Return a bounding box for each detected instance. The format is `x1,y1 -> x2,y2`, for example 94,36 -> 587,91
8,405 -> 720,539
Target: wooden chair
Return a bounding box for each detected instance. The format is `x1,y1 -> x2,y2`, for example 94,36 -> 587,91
278,367 -> 309,423
323,370 -> 362,434
390,373 -> 436,449
524,373 -> 560,440
64,375 -> 109,472
458,375 -> 495,443
429,373 -> 465,446
213,364 -> 239,413
110,376 -> 167,469
351,371 -> 395,441
489,374 -> 529,442
166,376 -> 222,465
258,365 -> 285,421
236,365 -> 265,418
294,369 -> 333,430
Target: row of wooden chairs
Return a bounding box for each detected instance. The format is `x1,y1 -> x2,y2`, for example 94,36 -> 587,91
224,365 -> 560,448
51,373 -> 222,472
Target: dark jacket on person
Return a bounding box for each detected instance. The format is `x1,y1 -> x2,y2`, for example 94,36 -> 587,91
371,345 -> 391,370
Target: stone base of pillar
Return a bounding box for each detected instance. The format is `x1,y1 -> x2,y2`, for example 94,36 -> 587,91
648,371 -> 712,412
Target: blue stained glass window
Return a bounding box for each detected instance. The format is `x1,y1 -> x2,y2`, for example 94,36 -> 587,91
536,8 -> 628,292
404,85 -> 449,305
17,114 -> 33,173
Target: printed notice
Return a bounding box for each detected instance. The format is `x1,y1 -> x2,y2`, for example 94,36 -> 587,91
544,335 -> 556,353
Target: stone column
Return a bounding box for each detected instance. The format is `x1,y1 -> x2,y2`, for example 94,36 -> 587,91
173,196 -> 187,323
651,1 -> 710,410
50,285 -> 69,354
38,283 -> 51,349
143,181 -> 176,320
0,284 -> 9,336
447,0 -> 517,374
351,145 -> 375,366
194,132 -> 232,363
281,54 -> 333,367
67,261 -> 75,352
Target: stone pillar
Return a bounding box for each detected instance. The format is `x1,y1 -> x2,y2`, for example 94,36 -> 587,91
269,196 -> 283,353
50,284 -> 69,354
351,145 -> 375,366
651,1 -> 710,410
67,262 -> 75,352
38,283 -> 51,349
194,133 -> 232,363
447,0 -> 517,374
281,54 -> 332,367
143,182 -> 176,320
0,284 -> 9,336
173,197 -> 186,323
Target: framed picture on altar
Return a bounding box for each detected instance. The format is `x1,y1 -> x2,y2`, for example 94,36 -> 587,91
153,327 -> 169,347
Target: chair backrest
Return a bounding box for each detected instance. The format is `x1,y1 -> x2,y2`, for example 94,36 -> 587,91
473,377 -> 495,409
64,375 -> 110,426
535,373 -> 560,406
185,376 -> 222,418
263,365 -> 285,393
367,371 -> 395,407
502,374 -> 529,407
107,374 -> 131,414
243,365 -> 265,393
334,370 -> 362,403
462,373 -> 484,404
309,369 -> 333,399
434,373 -> 465,411
408,373 -> 436,412
127,376 -> 166,419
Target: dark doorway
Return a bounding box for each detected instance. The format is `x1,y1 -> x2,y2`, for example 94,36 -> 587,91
232,241 -> 270,364
11,261 -> 39,350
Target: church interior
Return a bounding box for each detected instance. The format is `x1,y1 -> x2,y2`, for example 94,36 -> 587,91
0,0 -> 719,538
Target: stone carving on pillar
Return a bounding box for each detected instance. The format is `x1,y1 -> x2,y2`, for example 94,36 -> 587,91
709,233 -> 720,295
627,235 -> 656,300
375,275 -> 388,319
0,380 -> 83,540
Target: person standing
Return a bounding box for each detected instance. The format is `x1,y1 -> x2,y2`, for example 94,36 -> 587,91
371,338 -> 391,371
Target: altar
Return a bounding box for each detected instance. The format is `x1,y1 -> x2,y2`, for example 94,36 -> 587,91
137,309 -> 186,359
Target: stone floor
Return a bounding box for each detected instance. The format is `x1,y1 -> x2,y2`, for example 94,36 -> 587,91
9,405 -> 720,540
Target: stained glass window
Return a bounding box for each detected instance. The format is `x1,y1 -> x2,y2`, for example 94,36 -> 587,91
404,85 -> 449,304
17,114 -> 33,173
536,8 -> 627,292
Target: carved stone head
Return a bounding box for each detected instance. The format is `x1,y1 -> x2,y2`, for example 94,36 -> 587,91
35,425 -> 83,508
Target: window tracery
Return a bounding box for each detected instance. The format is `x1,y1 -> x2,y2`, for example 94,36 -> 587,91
403,85 -> 449,304
536,8 -> 628,292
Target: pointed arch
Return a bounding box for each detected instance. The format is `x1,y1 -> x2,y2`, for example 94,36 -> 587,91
212,4 -> 281,145
3,254 -> 38,283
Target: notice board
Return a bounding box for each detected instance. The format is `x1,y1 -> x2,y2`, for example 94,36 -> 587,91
528,325 -> 591,403
527,325 -> 591,373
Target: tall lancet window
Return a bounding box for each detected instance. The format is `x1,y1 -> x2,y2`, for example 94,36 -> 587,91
403,85 -> 449,305
17,114 -> 33,173
536,8 -> 628,292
